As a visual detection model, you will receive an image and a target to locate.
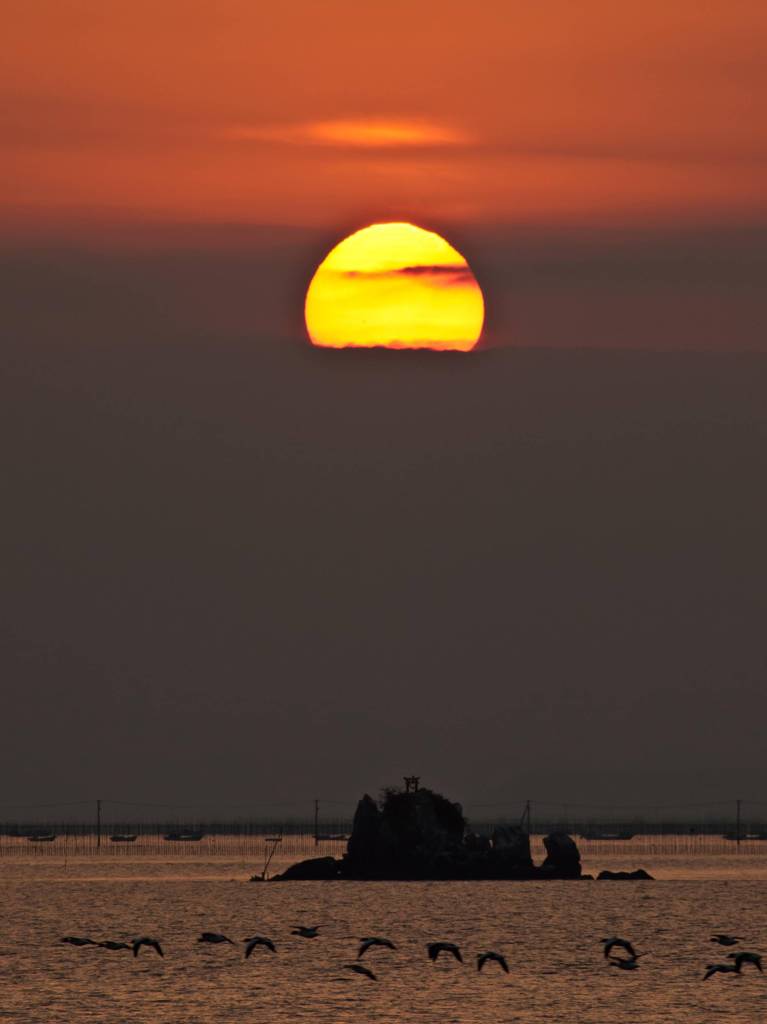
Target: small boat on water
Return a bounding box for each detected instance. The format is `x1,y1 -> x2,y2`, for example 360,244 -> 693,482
578,830 -> 635,841
723,832 -> 767,841
109,834 -> 137,843
27,834 -> 57,842
163,832 -> 204,842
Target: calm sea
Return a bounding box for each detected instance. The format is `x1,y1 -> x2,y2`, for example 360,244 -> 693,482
3,839 -> 766,1023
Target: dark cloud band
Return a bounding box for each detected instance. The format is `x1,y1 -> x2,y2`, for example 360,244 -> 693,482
338,264 -> 476,285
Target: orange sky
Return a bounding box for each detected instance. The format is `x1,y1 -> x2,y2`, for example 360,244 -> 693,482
2,0 -> 766,230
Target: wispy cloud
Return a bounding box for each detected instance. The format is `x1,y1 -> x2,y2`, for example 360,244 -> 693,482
340,264 -> 475,286
227,118 -> 470,148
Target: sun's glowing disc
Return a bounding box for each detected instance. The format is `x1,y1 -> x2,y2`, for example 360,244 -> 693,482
304,222 -> 484,351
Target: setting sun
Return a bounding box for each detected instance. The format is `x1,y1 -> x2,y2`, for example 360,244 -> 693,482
304,222 -> 485,351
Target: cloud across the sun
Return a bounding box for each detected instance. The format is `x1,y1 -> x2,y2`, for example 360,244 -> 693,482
338,264 -> 476,288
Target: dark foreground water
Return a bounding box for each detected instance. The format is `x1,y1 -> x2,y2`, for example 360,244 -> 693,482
2,846 -> 766,1023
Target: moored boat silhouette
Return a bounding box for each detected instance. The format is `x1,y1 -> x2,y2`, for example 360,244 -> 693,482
578,830 -> 635,841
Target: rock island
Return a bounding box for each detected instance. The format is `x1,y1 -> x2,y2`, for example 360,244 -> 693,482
271,785 -> 584,881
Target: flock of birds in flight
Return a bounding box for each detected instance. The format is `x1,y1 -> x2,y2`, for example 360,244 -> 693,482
601,934 -> 763,981
60,926 -> 763,984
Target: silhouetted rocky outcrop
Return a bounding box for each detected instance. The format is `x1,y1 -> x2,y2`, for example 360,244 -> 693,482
492,825 -> 533,870
273,855 -> 341,880
342,787 -> 466,878
465,832 -> 491,854
597,868 -> 654,880
270,786 -> 588,881
541,831 -> 581,878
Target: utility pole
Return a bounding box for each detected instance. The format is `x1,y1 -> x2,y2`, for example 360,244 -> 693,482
96,799 -> 102,850
521,799 -> 531,835
314,798 -> 319,847
736,798 -> 742,851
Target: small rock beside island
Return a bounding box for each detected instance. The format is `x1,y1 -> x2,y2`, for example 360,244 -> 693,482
597,868 -> 654,880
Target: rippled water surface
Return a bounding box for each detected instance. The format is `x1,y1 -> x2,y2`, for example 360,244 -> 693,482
3,848 -> 766,1022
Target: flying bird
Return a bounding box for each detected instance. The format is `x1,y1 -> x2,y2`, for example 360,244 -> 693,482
602,938 -> 638,960
477,951 -> 509,973
132,937 -> 163,957
98,941 -> 132,951
727,951 -> 763,972
711,934 -> 741,946
291,926 -> 320,938
344,963 -> 377,981
244,936 -> 277,958
198,932 -> 234,945
61,936 -> 97,947
609,955 -> 642,970
358,937 -> 396,958
427,941 -> 463,964
704,963 -> 741,980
